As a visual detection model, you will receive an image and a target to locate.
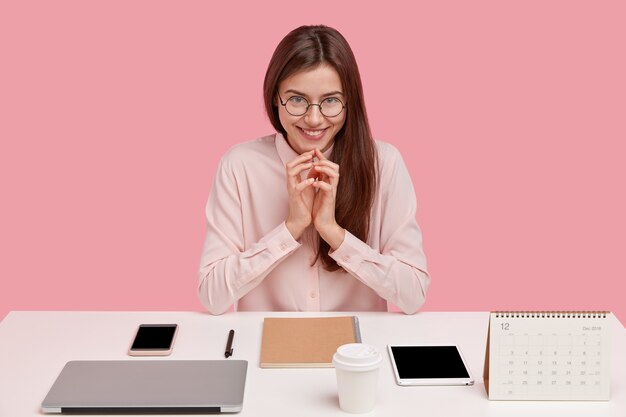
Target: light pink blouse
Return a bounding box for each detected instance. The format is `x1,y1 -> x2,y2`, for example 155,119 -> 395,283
198,133 -> 430,314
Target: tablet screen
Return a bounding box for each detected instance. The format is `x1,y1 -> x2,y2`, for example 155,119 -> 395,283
389,345 -> 470,379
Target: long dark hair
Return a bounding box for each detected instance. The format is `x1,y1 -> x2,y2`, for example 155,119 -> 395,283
263,25 -> 378,271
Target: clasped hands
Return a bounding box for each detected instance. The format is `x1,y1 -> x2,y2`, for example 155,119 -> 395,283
285,148 -> 346,250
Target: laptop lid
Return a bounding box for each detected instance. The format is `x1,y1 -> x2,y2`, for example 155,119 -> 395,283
41,360 -> 247,414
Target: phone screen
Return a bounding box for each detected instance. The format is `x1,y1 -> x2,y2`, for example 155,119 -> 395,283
131,324 -> 177,350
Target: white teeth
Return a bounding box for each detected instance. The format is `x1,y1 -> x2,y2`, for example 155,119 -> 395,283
303,129 -> 324,136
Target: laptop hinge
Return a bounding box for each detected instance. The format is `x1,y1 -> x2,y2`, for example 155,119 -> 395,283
60,407 -> 221,414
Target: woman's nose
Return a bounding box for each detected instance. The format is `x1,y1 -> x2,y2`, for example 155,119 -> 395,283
304,104 -> 324,126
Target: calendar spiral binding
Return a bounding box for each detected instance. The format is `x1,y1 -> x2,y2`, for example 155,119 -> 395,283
493,311 -> 610,319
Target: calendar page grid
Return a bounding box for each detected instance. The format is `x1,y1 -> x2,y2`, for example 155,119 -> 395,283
487,312 -> 610,401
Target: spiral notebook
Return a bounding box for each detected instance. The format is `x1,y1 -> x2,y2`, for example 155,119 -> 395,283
484,311 -> 611,401
260,316 -> 361,368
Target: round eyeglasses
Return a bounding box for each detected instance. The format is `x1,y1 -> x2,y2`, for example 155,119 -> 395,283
278,94 -> 345,118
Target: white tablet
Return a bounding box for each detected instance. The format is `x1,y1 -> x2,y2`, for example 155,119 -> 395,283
387,345 -> 474,386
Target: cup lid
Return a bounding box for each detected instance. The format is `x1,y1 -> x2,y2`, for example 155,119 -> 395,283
332,343 -> 383,371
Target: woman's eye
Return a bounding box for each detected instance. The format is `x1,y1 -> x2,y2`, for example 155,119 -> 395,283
289,96 -> 306,104
323,97 -> 340,104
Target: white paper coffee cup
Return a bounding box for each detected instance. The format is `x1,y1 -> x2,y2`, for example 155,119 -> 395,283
332,343 -> 383,413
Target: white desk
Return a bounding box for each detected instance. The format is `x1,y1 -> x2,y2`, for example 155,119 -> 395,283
0,311 -> 624,416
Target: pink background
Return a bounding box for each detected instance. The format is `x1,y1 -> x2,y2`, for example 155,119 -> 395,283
1,1 -> 625,322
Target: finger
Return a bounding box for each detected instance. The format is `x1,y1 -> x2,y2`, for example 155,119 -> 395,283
313,148 -> 327,161
311,165 -> 339,186
286,151 -> 315,169
287,162 -> 314,187
312,158 -> 339,173
295,177 -> 316,192
286,151 -> 315,181
288,161 -> 313,178
313,149 -> 340,170
312,163 -> 338,176
306,166 -> 321,181
313,180 -> 333,192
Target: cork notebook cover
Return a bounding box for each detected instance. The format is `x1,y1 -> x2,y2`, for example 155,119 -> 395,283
260,316 -> 361,368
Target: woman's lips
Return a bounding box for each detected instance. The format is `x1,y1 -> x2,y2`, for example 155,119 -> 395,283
298,127 -> 327,141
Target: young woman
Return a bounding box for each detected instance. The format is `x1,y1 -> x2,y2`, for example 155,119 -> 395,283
198,25 -> 430,314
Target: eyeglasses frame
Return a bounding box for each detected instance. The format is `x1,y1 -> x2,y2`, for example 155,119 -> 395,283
277,93 -> 346,118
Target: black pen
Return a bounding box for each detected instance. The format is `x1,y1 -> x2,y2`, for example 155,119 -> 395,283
224,329 -> 235,358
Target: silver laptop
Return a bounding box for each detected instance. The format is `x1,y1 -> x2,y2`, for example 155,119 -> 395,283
41,360 -> 248,414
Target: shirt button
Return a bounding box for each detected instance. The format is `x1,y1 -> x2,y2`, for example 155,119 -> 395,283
342,256 -> 350,262
310,292 -> 317,299
279,243 -> 287,250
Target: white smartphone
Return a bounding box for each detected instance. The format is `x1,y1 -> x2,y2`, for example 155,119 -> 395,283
128,324 -> 178,356
387,344 -> 474,386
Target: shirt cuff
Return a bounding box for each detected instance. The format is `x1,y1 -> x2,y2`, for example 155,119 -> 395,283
264,221 -> 301,260
330,231 -> 398,300
328,231 -> 366,271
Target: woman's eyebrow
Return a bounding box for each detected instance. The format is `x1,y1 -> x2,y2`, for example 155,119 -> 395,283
284,89 -> 344,98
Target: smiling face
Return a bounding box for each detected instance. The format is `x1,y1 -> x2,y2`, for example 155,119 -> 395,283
277,65 -> 346,154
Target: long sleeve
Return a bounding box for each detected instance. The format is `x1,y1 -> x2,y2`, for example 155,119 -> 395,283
329,143 -> 430,314
197,134 -> 429,314
197,155 -> 300,315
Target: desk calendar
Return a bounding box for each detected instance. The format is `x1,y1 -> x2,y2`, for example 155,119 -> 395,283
484,311 -> 611,401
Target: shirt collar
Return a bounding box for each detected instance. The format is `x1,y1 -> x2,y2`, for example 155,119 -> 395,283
275,133 -> 334,166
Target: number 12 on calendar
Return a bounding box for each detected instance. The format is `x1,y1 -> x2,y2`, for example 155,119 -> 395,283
483,311 -> 611,401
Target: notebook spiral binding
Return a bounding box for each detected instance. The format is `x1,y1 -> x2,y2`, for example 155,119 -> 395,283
494,311 -> 610,319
